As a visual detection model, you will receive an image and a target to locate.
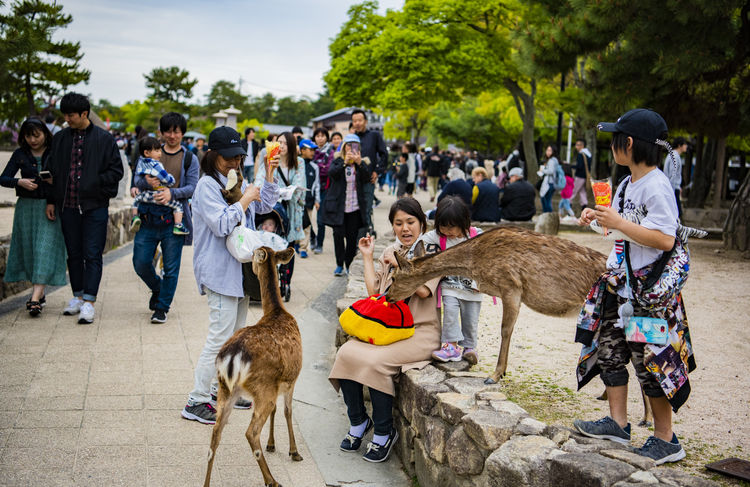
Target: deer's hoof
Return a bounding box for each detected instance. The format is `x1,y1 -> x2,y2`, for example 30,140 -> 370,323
266,445 -> 276,452
638,420 -> 653,428
290,452 -> 303,462
484,377 -> 497,385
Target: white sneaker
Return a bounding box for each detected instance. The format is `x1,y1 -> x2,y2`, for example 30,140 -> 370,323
78,302 -> 95,324
63,297 -> 83,315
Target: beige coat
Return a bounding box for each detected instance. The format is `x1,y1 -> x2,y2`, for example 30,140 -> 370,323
329,242 -> 441,396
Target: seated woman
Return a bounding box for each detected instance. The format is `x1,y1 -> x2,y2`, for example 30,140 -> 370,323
470,167 -> 501,222
329,197 -> 440,463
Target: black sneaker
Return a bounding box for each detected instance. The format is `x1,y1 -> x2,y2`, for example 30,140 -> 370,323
340,417 -> 373,452
181,403 -> 216,424
151,310 -> 167,324
149,289 -> 160,311
634,433 -> 686,465
363,428 -> 399,463
573,416 -> 631,445
211,394 -> 253,410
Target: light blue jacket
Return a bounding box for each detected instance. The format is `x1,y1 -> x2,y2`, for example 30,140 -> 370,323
191,173 -> 279,297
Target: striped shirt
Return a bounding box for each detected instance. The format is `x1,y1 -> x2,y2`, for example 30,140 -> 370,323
344,164 -> 359,213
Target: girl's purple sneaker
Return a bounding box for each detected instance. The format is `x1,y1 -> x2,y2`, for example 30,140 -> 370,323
432,343 -> 462,362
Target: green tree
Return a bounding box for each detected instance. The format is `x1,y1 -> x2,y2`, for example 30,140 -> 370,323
0,0 -> 90,120
206,80 -> 249,114
144,66 -> 197,105
325,0 -> 547,179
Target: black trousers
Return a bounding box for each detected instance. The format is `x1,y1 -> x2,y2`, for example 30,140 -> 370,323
60,206 -> 109,301
339,379 -> 394,436
333,210 -> 363,269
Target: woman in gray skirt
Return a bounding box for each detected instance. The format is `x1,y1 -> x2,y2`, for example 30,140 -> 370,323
0,118 -> 67,316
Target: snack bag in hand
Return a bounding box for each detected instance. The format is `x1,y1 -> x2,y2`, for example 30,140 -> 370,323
266,140 -> 280,161
591,179 -> 612,235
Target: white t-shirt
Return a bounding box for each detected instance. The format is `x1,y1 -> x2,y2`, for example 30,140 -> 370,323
606,169 -> 678,274
417,228 -> 483,301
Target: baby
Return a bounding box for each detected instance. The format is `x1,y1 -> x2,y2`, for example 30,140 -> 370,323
130,136 -> 189,235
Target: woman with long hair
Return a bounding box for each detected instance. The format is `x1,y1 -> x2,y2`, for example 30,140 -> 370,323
538,144 -> 560,213
0,118 -> 67,316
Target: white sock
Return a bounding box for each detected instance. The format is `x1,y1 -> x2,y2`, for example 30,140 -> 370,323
349,419 -> 368,438
372,433 -> 389,446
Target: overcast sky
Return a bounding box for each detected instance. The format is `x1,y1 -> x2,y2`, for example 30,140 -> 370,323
45,0 -> 404,105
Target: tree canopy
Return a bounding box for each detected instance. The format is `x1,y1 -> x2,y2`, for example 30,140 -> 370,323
144,66 -> 198,106
0,0 -> 90,121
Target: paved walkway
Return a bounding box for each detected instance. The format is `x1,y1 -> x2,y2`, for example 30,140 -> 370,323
0,190 -> 420,486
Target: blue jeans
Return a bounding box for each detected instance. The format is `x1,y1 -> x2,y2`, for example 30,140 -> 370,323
558,198 -> 573,216
541,187 -> 554,213
242,165 -> 254,183
60,206 -> 109,302
132,223 -> 184,312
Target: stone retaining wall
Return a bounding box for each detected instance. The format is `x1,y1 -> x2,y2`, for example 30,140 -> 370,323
0,204 -> 135,301
336,241 -> 718,487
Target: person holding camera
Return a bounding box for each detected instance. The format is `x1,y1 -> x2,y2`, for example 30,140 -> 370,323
320,134 -> 371,276
0,118 -> 67,316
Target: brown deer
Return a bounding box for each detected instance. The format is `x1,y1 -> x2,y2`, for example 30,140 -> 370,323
387,226 -> 654,426
387,226 -> 607,384
203,246 -> 302,487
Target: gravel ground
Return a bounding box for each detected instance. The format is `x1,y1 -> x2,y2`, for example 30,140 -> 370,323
470,232 -> 749,485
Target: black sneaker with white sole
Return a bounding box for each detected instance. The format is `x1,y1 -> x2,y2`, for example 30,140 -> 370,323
150,310 -> 167,324
573,416 -> 631,445
340,417 -> 373,452
181,403 -> 216,424
363,428 -> 399,463
210,394 -> 253,409
634,433 -> 686,465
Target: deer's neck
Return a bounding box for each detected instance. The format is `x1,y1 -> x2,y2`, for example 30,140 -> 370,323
258,262 -> 286,317
410,250 -> 474,283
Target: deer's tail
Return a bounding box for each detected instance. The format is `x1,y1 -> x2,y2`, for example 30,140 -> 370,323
216,345 -> 253,393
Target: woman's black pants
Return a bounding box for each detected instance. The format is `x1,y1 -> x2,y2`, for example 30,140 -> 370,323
333,211 -> 363,269
339,379 -> 394,436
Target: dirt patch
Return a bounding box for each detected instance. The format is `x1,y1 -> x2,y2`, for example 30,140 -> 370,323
472,232 -> 749,485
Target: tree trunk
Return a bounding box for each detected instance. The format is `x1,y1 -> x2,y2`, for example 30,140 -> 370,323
723,170 -> 750,251
25,73 -> 35,117
712,137 -> 727,209
688,136 -> 714,208
504,78 -> 538,183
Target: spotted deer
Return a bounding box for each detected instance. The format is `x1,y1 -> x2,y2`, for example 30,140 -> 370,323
203,246 -> 302,487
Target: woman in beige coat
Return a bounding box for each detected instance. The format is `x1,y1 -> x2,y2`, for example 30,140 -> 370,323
329,197 -> 441,463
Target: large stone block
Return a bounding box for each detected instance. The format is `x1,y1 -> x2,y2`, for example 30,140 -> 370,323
418,413 -> 451,463
652,468 -> 721,487
433,360 -> 472,373
515,417 -> 547,436
437,392 -> 476,425
600,449 -> 656,471
444,376 -> 490,396
415,438 -> 455,487
446,425 -> 486,476
398,366 -> 448,422
394,409 -> 416,476
488,399 -> 529,419
549,453 -> 636,487
484,435 -> 558,487
462,409 -> 519,451
534,212 -> 560,235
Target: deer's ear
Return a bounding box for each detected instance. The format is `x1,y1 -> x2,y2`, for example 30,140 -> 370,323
275,247 -> 295,265
413,240 -> 426,259
253,247 -> 268,264
393,251 -> 411,271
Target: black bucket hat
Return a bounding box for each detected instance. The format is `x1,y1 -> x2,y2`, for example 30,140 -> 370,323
208,126 -> 247,158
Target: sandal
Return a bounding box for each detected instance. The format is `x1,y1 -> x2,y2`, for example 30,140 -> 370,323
28,301 -> 42,317
26,295 -> 46,310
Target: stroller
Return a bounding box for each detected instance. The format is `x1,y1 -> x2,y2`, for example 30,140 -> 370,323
244,203 -> 295,302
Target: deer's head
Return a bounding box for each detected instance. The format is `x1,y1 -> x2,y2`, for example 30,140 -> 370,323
252,246 -> 295,278
386,240 -> 427,302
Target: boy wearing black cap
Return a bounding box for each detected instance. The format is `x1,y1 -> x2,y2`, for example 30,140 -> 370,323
298,138 -> 320,258
574,109 -> 694,465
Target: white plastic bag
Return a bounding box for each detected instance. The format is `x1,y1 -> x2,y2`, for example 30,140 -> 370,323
226,212 -> 267,263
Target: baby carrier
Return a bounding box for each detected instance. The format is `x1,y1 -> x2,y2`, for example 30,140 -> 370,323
244,203 -> 295,302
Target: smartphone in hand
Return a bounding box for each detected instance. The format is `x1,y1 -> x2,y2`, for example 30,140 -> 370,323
350,142 -> 360,156
39,170 -> 52,182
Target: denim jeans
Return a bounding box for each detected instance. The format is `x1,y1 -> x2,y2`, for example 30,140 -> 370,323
339,379 -> 394,435
188,289 -> 249,405
242,165 -> 254,183
132,222 -> 185,312
541,187 -> 555,213
60,206 -> 109,302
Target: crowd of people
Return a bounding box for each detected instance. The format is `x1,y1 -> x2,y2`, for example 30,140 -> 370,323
1,94 -> 694,469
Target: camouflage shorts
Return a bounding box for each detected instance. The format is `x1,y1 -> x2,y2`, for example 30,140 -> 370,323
597,291 -> 663,397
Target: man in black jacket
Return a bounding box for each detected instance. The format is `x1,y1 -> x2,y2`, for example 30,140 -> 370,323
351,109 -> 387,226
500,167 -> 536,221
45,93 -> 124,324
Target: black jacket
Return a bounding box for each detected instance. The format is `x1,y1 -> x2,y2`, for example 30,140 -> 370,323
356,129 -> 388,174
320,157 -> 371,227
0,147 -> 51,199
472,179 -> 501,222
438,179 -> 472,208
45,123 -> 124,210
500,179 -> 536,221
425,153 -> 443,177
241,139 -> 259,162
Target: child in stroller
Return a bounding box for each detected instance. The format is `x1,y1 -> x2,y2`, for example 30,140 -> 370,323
245,202 -> 295,302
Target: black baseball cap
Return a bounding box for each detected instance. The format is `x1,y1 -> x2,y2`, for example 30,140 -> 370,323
208,126 -> 246,158
597,109 -> 669,148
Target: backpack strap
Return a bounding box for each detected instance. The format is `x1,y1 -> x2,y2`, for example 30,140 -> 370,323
182,147 -> 192,171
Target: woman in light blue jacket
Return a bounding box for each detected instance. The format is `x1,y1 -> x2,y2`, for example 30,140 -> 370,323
181,126 -> 279,425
